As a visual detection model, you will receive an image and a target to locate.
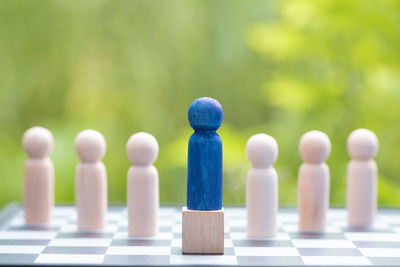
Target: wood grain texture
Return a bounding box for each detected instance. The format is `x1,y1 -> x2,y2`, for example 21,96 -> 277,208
246,134 -> 278,237
347,160 -> 377,227
24,158 -> 54,224
346,129 -> 378,228
127,165 -> 159,236
74,130 -> 107,230
23,127 -> 54,225
187,97 -> 223,211
182,207 -> 224,254
127,132 -> 159,237
298,131 -> 331,232
75,162 -> 107,230
298,163 -> 330,232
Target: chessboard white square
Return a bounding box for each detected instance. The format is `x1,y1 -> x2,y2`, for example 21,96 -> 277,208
52,206 -> 75,216
0,245 -> 45,254
345,233 -> 400,242
48,238 -> 112,247
35,254 -> 104,264
60,223 -> 118,233
159,207 -> 179,216
234,247 -> 299,256
328,209 -> 346,220
170,255 -> 237,265
7,216 -> 25,226
278,213 -> 298,223
0,231 -> 57,240
380,215 -> 400,225
106,246 -> 171,255
8,217 -> 67,227
224,208 -> 245,218
301,256 -> 371,265
106,212 -> 123,222
292,239 -> 356,248
113,232 -> 172,240
225,239 -> 234,247
333,220 -> 390,231
119,220 -> 128,227
159,219 -> 174,227
230,232 -> 290,240
283,225 -> 341,233
171,238 -> 181,247
372,219 -> 389,229
359,248 -> 400,257
172,225 -> 181,233
282,224 -> 299,233
227,220 -> 246,228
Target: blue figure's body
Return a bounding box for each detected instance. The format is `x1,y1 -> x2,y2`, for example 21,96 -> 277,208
187,97 -> 223,210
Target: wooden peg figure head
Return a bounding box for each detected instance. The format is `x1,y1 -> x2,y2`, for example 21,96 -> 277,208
246,134 -> 278,168
74,130 -> 106,163
127,132 -> 159,166
23,126 -> 54,159
188,97 -> 223,131
347,129 -> 378,160
299,130 -> 331,163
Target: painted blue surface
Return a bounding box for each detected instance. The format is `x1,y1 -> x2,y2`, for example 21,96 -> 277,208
187,97 -> 223,211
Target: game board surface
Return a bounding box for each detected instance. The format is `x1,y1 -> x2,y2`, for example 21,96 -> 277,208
0,205 -> 400,266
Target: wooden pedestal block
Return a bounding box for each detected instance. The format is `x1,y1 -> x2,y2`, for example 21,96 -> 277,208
182,207 -> 224,254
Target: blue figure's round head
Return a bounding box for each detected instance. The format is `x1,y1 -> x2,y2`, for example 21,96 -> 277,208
188,97 -> 223,131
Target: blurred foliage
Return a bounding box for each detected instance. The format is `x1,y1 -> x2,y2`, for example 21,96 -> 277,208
0,0 -> 399,209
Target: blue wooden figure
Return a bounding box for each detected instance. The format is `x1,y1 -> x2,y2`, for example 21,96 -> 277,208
187,97 -> 223,210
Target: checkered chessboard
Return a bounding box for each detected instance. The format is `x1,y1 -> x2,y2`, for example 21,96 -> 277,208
0,205 -> 400,266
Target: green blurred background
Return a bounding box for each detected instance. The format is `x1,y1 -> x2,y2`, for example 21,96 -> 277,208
1,0 -> 400,209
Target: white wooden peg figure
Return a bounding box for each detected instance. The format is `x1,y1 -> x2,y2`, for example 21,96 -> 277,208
23,126 -> 54,224
347,129 -> 378,229
74,130 -> 107,230
246,134 -> 278,237
127,132 -> 159,237
298,130 -> 331,232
